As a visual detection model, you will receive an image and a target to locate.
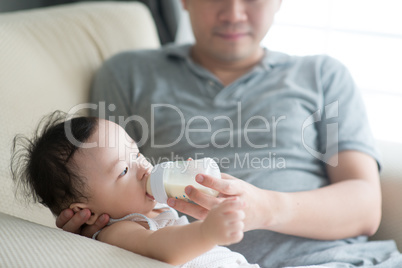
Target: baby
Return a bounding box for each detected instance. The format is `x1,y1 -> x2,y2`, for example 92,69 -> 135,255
11,111 -> 259,268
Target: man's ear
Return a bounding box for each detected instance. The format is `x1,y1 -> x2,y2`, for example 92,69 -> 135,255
69,203 -> 100,226
181,0 -> 188,10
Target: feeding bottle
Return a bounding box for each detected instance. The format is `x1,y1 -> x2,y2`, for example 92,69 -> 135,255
146,158 -> 221,204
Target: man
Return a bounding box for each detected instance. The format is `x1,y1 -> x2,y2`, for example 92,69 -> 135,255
57,0 -> 402,266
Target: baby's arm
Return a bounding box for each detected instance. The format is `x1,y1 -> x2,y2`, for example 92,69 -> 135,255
97,198 -> 245,266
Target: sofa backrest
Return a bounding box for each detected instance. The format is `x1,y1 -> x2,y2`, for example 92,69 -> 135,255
0,2 -> 160,227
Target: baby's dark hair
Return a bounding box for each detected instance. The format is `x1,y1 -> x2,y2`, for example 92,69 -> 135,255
11,111 -> 99,216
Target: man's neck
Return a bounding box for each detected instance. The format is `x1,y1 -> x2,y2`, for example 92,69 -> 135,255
190,46 -> 264,87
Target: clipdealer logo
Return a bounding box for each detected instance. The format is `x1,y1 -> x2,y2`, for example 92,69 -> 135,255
302,101 -> 339,167
63,101 -> 339,168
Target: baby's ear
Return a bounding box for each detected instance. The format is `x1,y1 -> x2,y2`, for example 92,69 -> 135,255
69,203 -> 100,225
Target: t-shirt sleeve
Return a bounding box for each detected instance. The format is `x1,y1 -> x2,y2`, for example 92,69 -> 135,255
89,54 -> 139,141
317,56 -> 381,170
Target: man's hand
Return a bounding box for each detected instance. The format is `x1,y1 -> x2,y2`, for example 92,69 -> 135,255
56,208 -> 109,238
168,173 -> 266,232
200,197 -> 245,246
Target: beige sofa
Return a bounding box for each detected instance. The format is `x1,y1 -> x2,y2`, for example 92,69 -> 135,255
0,2 -> 401,267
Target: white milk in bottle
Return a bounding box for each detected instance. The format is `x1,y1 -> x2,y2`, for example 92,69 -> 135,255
146,158 -> 220,204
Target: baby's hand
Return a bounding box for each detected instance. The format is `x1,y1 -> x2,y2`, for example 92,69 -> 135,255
200,198 -> 245,246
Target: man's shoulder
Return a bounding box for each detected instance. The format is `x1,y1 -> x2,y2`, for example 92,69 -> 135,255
294,53 -> 345,70
103,47 -> 162,68
103,43 -> 189,69
264,50 -> 335,69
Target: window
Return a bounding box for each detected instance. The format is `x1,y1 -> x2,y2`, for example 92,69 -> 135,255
263,0 -> 402,143
176,0 -> 402,142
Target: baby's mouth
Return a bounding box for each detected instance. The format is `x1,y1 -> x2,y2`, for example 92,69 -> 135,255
146,192 -> 155,200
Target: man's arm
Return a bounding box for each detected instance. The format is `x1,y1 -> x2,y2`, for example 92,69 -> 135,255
170,150 -> 381,240
266,150 -> 381,239
97,199 -> 245,266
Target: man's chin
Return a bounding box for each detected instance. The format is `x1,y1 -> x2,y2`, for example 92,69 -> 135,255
213,49 -> 257,63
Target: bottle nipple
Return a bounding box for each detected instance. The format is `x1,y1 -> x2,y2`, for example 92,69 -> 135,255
146,177 -> 153,196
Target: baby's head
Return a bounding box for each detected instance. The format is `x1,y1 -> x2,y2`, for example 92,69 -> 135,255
11,111 -> 155,224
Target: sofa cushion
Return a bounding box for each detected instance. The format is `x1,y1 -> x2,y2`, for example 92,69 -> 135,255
0,2 -> 159,227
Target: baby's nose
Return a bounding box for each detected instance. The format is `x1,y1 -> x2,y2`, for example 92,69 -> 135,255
136,160 -> 152,179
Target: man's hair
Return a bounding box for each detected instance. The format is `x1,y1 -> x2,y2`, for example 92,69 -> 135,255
10,111 -> 98,216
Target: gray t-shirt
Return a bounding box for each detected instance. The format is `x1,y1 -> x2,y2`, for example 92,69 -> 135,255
89,44 -> 401,267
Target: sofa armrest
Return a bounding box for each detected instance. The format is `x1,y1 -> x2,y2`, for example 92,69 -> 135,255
370,140 -> 402,251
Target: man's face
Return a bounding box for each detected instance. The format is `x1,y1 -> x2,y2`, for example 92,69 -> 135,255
182,0 -> 282,63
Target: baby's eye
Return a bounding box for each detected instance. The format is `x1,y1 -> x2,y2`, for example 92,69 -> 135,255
119,167 -> 128,177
